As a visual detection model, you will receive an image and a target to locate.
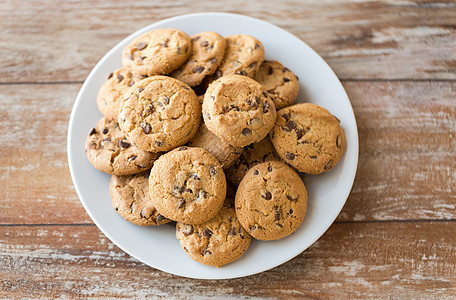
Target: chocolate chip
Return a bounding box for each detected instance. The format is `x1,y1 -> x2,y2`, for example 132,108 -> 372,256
287,195 -> 296,201
270,130 -> 275,138
337,135 -> 342,147
128,80 -> 135,86
283,77 -> 290,82
275,210 -> 281,220
156,214 -> 165,223
184,188 -> 193,194
160,39 -> 169,48
214,70 -> 223,79
177,199 -> 186,209
235,69 -> 247,76
249,62 -> 257,69
262,191 -> 272,200
163,95 -> 170,105
108,73 -> 113,79
182,225 -> 194,236
203,228 -> 213,237
202,248 -> 212,255
200,40 -> 209,47
181,85 -> 190,91
193,66 -> 205,73
324,160 -> 333,170
190,173 -> 200,180
128,54 -> 133,60
255,43 -> 261,49
145,105 -> 154,114
268,165 -> 273,172
209,166 -> 217,177
296,129 -> 305,139
253,169 -> 259,175
282,114 -> 289,121
241,128 -> 252,136
286,120 -> 297,130
141,123 -> 151,134
119,140 -> 130,148
192,36 -> 200,41
209,57 -> 217,64
178,146 -> 187,151
276,223 -> 283,228
101,137 -> 111,143
310,156 -> 318,160
115,207 -> 118,211
262,91 -> 268,97
222,106 -> 229,113
117,74 -> 124,82
263,102 -> 271,113
230,104 -> 240,111
157,101 -> 164,107
289,209 -> 294,214
102,128 -> 108,134
128,155 -> 137,162
229,227 -> 237,236
155,140 -> 162,147
137,87 -> 144,93
176,46 -> 181,54
285,152 -> 295,160
268,66 -> 273,74
137,42 -> 147,50
89,128 -> 97,136
283,67 -> 290,73
196,190 -> 208,199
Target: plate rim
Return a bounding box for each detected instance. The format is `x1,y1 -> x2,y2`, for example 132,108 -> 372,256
67,11 -> 359,280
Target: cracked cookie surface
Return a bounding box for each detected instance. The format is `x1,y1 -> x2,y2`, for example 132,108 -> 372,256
187,123 -> 243,169
176,200 -> 251,267
118,76 -> 201,152
149,147 -> 226,224
213,34 -> 264,79
235,161 -> 307,241
253,60 -> 299,109
122,28 -> 192,76
96,67 -> 147,121
270,103 -> 345,174
85,117 -> 160,175
225,136 -> 279,185
202,74 -> 276,147
170,31 -> 226,87
110,171 -> 170,226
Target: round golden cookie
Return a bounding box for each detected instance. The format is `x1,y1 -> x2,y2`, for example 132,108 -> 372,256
96,68 -> 148,121
110,171 -> 170,226
235,161 -> 308,241
187,123 -> 243,169
118,76 -> 201,152
225,136 -> 279,185
149,147 -> 226,224
253,60 -> 299,109
170,32 -> 226,87
85,117 -> 160,175
202,74 -> 276,147
122,28 -> 192,76
270,103 -> 345,174
213,34 -> 264,79
176,201 -> 251,268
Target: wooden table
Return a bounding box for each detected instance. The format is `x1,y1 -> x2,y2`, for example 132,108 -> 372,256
1,0 -> 455,298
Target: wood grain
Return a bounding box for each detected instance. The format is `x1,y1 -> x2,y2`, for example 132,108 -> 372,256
0,0 -> 455,83
1,81 -> 454,224
1,222 -> 455,298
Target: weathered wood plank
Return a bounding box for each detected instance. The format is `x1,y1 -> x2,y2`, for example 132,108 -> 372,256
1,222 -> 455,298
0,0 -> 455,82
0,81 -> 454,224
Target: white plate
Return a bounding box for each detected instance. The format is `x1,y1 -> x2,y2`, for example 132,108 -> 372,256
67,12 -> 358,279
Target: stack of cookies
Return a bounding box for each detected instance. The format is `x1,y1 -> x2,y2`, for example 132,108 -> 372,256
85,28 -> 345,268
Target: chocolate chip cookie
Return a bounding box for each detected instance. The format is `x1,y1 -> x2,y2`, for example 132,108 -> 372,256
225,136 -> 279,185
213,34 -> 264,79
122,28 -> 192,76
270,103 -> 345,174
110,171 -> 170,226
176,201 -> 251,267
170,31 -> 226,87
149,147 -> 226,224
187,123 -> 243,169
235,161 -> 307,241
253,60 -> 299,109
85,117 -> 160,175
202,74 -> 276,147
118,76 -> 201,152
